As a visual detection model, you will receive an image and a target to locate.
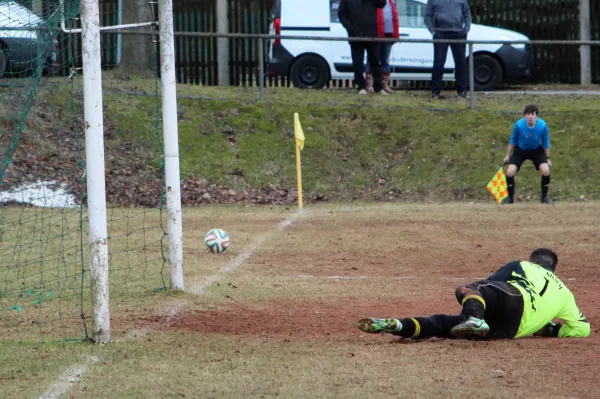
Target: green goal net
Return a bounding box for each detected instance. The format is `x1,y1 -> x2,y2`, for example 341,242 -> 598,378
0,0 -> 169,343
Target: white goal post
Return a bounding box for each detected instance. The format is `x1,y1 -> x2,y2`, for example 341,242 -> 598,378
73,0 -> 184,344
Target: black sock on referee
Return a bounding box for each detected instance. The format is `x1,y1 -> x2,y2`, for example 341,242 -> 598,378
506,176 -> 515,198
541,175 -> 550,198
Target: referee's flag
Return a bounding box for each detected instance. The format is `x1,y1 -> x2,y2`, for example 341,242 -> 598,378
487,167 -> 508,203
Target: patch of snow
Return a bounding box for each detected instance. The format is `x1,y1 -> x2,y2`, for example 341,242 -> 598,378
0,180 -> 78,208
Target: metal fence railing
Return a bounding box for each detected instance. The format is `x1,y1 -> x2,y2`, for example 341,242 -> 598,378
29,0 -> 600,85
166,32 -> 600,108
50,27 -> 600,108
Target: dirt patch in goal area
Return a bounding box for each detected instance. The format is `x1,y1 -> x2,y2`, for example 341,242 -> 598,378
138,275 -> 600,397
144,289 -> 600,341
131,247 -> 600,397
143,296 -> 455,339
137,240 -> 600,339
141,248 -> 600,341
127,205 -> 600,397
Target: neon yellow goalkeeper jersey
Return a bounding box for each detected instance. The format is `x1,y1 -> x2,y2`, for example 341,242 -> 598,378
501,261 -> 590,338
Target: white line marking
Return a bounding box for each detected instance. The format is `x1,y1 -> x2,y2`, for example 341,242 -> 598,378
39,355 -> 101,399
188,210 -> 303,295
40,210 -> 304,399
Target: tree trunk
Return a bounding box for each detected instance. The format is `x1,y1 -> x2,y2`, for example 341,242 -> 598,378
120,0 -> 155,73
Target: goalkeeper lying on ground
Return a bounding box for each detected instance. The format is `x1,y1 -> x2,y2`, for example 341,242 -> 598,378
358,248 -> 590,339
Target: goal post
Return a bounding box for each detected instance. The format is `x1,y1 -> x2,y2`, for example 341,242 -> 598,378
157,0 -> 184,291
0,0 -> 184,344
80,0 -> 110,344
76,0 -> 185,342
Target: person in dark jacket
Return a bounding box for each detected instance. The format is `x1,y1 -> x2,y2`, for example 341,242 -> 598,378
424,0 -> 472,99
338,0 -> 388,94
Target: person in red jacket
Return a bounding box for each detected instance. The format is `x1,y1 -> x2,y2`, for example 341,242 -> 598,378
339,0 -> 387,95
365,0 -> 399,94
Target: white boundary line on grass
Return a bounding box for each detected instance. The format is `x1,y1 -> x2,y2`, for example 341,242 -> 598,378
188,210 -> 304,295
39,355 -> 102,399
39,209 -> 304,399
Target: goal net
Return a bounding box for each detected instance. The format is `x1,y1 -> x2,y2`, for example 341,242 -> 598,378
0,0 -> 170,342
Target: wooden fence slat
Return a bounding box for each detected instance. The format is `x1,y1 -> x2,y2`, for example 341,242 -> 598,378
210,1 -> 218,85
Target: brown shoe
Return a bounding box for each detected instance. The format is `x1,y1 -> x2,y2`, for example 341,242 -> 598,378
365,73 -> 374,93
382,72 -> 394,94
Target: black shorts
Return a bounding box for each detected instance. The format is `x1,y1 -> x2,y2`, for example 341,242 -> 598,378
509,146 -> 548,171
462,280 -> 524,339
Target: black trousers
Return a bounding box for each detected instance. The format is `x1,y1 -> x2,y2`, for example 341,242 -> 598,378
394,280 -> 524,339
349,41 -> 383,92
431,31 -> 468,95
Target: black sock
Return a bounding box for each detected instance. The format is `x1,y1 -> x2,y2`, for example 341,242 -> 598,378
542,175 -> 550,198
506,176 -> 515,198
398,315 -> 465,339
462,297 -> 486,320
398,318 -> 418,338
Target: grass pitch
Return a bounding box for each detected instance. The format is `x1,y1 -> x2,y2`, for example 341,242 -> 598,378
1,203 -> 599,398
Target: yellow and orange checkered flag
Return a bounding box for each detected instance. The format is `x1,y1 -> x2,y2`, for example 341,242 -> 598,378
486,167 -> 508,203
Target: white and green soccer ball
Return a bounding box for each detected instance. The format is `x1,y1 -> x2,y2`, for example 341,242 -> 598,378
204,228 -> 230,254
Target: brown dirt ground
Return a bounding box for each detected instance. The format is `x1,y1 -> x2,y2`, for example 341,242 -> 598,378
142,296 -> 454,339
124,206 -> 600,397
136,248 -> 600,346
140,282 -> 599,342
139,276 -> 600,398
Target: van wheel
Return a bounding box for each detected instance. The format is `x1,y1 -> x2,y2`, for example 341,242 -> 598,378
289,55 -> 329,89
473,54 -> 502,91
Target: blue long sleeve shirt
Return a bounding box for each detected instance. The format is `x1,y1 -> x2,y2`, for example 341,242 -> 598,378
509,118 -> 551,150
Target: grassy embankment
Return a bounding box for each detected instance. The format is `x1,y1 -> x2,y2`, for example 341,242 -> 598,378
22,76 -> 600,202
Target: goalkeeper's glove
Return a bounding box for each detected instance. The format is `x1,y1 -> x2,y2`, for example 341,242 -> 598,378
533,322 -> 562,337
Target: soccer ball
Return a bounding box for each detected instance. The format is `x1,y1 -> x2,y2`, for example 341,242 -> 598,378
204,228 -> 230,254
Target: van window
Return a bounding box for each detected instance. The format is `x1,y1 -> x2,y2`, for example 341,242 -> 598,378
281,0 -> 330,29
330,0 -> 340,23
396,0 -> 427,29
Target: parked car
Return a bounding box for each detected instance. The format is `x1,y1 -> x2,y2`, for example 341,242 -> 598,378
268,0 -> 533,91
0,1 -> 59,76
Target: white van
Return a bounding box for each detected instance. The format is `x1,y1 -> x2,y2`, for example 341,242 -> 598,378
268,0 -> 532,91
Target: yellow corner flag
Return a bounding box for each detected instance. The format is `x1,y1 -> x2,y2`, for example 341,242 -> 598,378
293,113 -> 305,209
486,167 -> 508,203
294,112 -> 305,150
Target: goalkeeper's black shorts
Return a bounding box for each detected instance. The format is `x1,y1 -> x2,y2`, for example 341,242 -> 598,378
461,280 -> 524,339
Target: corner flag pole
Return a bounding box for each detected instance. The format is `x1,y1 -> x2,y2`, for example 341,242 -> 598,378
294,113 -> 305,210
296,143 -> 303,209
